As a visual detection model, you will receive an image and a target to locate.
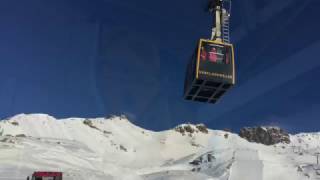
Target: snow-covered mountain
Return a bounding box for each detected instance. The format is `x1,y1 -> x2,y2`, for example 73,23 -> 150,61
0,114 -> 320,180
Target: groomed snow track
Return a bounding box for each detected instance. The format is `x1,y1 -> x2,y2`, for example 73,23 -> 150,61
229,149 -> 263,180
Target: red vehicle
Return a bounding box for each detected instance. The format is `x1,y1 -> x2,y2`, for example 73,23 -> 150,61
27,172 -> 63,180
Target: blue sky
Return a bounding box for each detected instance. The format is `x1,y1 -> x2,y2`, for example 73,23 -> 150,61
0,0 -> 319,132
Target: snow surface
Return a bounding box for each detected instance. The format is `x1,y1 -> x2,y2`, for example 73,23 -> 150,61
0,114 -> 320,180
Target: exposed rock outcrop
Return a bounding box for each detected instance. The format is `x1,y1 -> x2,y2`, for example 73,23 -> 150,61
239,126 -> 290,145
174,123 -> 209,135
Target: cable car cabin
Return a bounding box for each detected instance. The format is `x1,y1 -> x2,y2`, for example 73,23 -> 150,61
184,39 -> 235,103
30,172 -> 63,180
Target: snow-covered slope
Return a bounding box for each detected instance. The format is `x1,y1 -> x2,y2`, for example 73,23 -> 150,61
0,114 -> 319,180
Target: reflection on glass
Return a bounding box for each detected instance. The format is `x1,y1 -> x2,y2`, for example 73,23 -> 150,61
200,42 -> 231,65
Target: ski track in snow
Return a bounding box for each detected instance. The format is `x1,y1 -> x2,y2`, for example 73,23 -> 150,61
0,114 -> 319,180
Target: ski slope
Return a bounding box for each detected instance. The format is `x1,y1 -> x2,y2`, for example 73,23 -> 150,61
0,114 -> 319,180
229,149 -> 263,180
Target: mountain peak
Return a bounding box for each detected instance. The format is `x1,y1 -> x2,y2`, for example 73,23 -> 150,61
239,126 -> 290,145
1,114 -> 320,179
5,113 -> 56,122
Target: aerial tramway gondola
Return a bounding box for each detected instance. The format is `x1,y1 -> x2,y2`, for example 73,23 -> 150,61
184,0 -> 235,104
